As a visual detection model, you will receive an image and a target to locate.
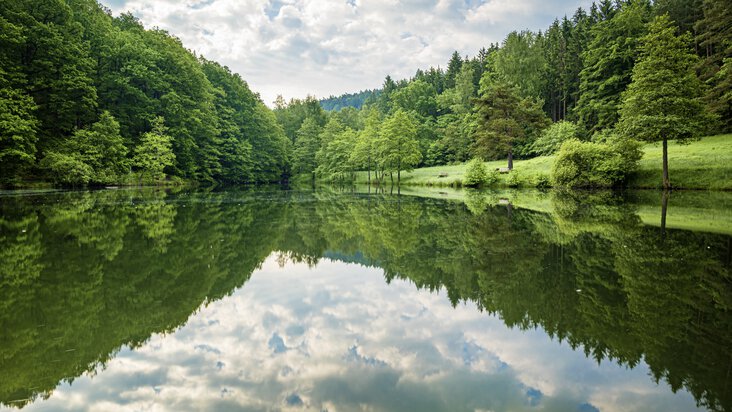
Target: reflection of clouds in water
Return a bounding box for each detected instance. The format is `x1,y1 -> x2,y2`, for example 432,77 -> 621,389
15,255 -> 703,412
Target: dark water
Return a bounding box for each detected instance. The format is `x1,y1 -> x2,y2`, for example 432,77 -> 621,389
0,188 -> 730,412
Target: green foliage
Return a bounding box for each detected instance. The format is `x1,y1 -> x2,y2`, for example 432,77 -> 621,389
576,0 -> 651,132
533,173 -> 552,188
2,0 -> 730,188
618,15 -> 715,144
428,113 -> 476,165
349,109 -> 381,180
40,111 -> 128,185
358,134 -> 731,190
618,14 -> 716,188
444,51 -> 464,89
376,109 -> 422,182
0,88 -> 38,186
78,111 -> 129,183
506,170 -> 522,187
292,118 -> 322,177
531,121 -> 582,155
200,59 -> 256,184
552,136 -> 642,187
320,89 -> 379,111
5,0 -> 99,145
463,158 -> 488,187
473,76 -> 550,166
133,117 -> 175,181
390,79 -> 438,119
316,128 -> 359,182
436,64 -> 476,115
493,30 -> 547,98
695,0 -> 732,131
273,95 -> 327,142
0,1 -> 290,186
39,151 -> 94,185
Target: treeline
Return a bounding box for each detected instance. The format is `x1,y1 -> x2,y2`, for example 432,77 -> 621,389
274,0 -> 729,188
319,89 -> 380,111
0,0 -> 290,187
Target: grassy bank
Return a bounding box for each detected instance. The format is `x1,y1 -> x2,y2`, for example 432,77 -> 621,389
354,134 -> 732,190
629,134 -> 732,190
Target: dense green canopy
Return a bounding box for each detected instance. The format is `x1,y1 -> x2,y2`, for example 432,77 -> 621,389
0,0 -> 290,187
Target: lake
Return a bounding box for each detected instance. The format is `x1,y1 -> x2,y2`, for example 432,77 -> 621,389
0,187 -> 730,412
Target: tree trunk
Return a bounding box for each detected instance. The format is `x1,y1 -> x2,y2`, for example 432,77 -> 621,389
661,190 -> 669,241
507,148 -> 514,171
662,138 -> 670,190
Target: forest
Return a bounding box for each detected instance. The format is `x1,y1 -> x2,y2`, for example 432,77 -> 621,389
0,0 -> 290,187
319,89 -> 380,112
0,0 -> 730,189
279,0 -> 730,189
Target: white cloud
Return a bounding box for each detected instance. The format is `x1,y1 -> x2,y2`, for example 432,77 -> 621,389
10,255 -> 704,412
101,0 -> 594,106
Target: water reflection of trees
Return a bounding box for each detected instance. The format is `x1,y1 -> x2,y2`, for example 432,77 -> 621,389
0,189 -> 729,410
0,189 -> 287,407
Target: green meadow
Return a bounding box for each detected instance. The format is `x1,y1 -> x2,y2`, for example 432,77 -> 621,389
355,134 -> 732,190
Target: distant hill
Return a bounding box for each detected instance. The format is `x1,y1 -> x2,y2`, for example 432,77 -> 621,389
320,89 -> 381,111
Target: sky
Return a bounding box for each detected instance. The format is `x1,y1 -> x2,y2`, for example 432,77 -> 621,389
100,0 -> 593,106
9,254 -> 702,411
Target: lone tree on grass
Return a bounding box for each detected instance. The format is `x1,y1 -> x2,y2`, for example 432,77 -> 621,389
473,77 -> 548,170
617,14 -> 716,190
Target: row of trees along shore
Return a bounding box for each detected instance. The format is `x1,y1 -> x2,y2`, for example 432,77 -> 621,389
1,0 -> 729,189
276,0 -> 729,189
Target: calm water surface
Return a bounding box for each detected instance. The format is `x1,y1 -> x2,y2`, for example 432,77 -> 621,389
0,188 -> 730,412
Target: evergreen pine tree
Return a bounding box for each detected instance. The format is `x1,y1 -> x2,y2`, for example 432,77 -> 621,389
617,14 -> 715,189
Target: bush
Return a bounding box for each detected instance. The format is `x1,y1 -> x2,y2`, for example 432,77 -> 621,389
506,170 -> 522,187
463,158 -> 488,187
531,121 -> 581,155
485,169 -> 499,186
552,136 -> 642,188
39,152 -> 94,186
534,173 -> 551,188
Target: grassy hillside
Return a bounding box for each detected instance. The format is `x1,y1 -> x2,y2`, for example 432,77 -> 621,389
629,134 -> 732,190
355,134 -> 732,190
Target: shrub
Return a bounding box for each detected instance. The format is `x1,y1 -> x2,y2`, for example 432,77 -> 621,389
506,170 -> 522,187
463,158 -> 488,187
39,152 -> 94,186
531,121 -> 581,155
534,173 -> 551,188
552,136 -> 642,188
485,169 -> 499,186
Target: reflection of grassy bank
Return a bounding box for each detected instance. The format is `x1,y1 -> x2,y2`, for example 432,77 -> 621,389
354,134 -> 732,190
365,186 -> 732,235
630,191 -> 732,235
